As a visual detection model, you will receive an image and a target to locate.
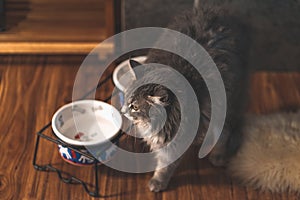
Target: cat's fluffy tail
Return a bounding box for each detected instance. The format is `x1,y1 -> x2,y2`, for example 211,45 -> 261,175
227,111 -> 300,193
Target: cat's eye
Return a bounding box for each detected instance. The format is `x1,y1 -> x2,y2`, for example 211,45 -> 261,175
130,104 -> 139,111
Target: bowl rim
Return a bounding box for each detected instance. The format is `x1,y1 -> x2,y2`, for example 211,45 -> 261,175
51,100 -> 122,146
112,56 -> 147,92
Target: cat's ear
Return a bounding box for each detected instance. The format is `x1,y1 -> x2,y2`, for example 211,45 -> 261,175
128,59 -> 143,80
147,93 -> 169,106
129,59 -> 142,69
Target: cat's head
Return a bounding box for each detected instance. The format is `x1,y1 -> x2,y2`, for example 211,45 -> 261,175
121,59 -> 175,138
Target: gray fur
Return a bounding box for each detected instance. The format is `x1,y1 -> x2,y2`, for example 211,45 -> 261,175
122,6 -> 249,192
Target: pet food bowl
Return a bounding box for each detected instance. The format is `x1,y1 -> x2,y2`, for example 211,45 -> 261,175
113,56 -> 147,92
52,100 -> 122,166
112,56 -> 147,108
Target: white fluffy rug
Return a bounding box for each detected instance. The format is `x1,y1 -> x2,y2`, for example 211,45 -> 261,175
228,111 -> 300,192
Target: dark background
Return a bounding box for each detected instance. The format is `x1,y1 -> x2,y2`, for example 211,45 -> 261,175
119,0 -> 300,71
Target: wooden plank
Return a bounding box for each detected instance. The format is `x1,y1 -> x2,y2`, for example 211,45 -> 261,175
247,72 -> 300,114
0,42 -> 113,55
105,0 -> 115,37
0,34 -> 104,43
0,0 -> 112,54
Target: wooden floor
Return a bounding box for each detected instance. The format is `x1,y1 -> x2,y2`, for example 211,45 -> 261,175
0,55 -> 299,200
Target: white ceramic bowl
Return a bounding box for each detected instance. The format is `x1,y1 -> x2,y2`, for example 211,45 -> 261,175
52,100 -> 122,165
52,100 -> 122,146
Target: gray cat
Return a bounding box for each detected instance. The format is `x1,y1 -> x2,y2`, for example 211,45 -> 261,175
121,6 -> 250,192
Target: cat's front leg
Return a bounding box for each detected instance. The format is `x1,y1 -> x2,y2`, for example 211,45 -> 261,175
148,153 -> 182,192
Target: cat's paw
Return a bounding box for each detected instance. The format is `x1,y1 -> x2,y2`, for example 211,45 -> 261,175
209,153 -> 227,167
148,178 -> 168,192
